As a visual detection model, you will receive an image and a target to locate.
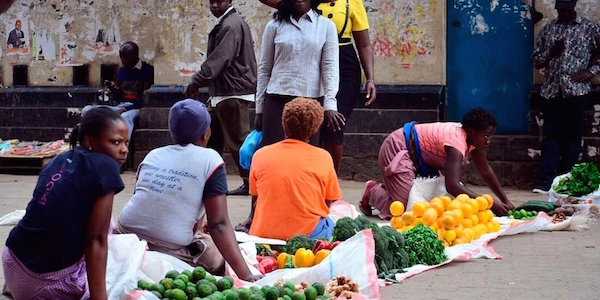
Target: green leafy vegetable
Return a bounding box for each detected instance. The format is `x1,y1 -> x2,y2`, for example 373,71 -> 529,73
283,235 -> 315,254
331,217 -> 360,242
553,163 -> 600,197
404,224 -> 447,266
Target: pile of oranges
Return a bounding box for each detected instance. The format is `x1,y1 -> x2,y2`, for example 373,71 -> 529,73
389,194 -> 502,247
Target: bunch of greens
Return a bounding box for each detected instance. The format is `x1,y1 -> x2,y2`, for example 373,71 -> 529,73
333,216 -> 410,278
282,234 -> 316,254
404,224 -> 447,266
553,163 -> 600,197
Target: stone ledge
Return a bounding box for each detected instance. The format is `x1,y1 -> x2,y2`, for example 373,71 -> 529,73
0,108 -> 81,127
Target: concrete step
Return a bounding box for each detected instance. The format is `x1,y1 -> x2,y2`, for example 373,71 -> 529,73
143,85 -> 445,110
139,107 -> 439,133
0,87 -> 98,108
0,108 -> 81,127
0,127 -> 70,141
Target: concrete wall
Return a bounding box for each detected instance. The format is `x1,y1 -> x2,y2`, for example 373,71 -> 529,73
0,0 -> 446,87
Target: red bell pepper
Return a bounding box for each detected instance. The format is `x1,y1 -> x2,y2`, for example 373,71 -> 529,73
312,240 -> 331,253
256,256 -> 278,274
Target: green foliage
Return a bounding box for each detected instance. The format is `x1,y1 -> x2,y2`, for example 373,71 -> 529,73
553,163 -> 600,197
404,224 -> 447,266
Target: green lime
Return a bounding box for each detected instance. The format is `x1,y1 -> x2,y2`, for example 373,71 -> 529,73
159,278 -> 174,290
137,279 -> 152,290
171,288 -> 188,300
175,274 -> 189,284
150,290 -> 162,298
205,275 -> 217,284
192,297 -> 203,300
304,287 -> 317,300
223,276 -> 234,286
165,270 -> 180,279
311,283 -> 324,296
292,291 -> 306,300
193,267 -> 207,282
197,283 -> 213,297
238,287 -> 251,300
282,288 -> 294,297
283,282 -> 295,292
186,285 -> 198,298
216,278 -> 232,291
211,291 -> 225,300
164,289 -> 172,299
249,294 -> 264,300
282,296 -> 292,300
183,269 -> 193,280
224,289 -> 239,300
513,211 -> 521,219
265,287 -> 279,300
151,283 -> 165,295
173,279 -> 186,290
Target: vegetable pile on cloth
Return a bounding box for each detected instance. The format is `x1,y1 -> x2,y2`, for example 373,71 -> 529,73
552,163 -> 600,198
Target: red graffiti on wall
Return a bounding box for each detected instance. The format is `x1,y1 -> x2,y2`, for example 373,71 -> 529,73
372,35 -> 394,58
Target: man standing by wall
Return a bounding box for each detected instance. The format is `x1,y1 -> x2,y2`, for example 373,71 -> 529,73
532,0 -> 600,191
186,0 -> 257,196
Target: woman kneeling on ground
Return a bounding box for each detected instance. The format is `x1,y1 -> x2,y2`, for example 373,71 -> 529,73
114,99 -> 259,282
3,107 -> 128,299
361,108 -> 515,219
241,98 -> 342,240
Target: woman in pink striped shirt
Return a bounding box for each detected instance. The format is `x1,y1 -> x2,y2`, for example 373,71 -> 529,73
360,108 -> 515,219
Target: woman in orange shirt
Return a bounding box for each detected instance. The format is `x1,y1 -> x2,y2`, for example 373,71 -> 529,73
244,98 -> 342,240
361,108 -> 515,219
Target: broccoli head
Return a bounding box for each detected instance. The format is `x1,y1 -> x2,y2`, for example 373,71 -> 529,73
332,217 -> 360,242
284,235 -> 315,254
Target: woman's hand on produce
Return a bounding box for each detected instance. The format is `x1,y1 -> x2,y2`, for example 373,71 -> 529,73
325,110 -> 346,132
491,201 -> 509,216
241,273 -> 263,282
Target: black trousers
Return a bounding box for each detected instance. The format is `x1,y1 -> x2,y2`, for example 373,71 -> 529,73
540,93 -> 588,189
207,98 -> 250,180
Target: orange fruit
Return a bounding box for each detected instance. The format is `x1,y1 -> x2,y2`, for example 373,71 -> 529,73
390,216 -> 403,229
447,200 -> 462,211
486,222 -> 496,233
441,213 -> 457,229
470,214 -> 479,225
492,220 -> 501,232
444,229 -> 457,243
462,228 -> 474,241
412,202 -> 429,217
390,201 -> 405,217
461,202 -> 475,217
455,194 -> 470,202
466,199 -> 478,211
453,237 -> 468,246
477,223 -> 488,234
401,211 -> 416,225
430,222 -> 438,231
440,195 -> 452,209
422,208 -> 439,225
429,198 -> 445,215
475,196 -> 488,212
485,210 -> 495,222
483,194 -> 494,209
450,209 -> 464,221
411,217 -> 422,226
454,224 -> 464,237
443,240 -> 450,247
462,218 -> 473,228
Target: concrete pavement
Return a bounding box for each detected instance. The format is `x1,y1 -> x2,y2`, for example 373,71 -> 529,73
0,172 -> 598,299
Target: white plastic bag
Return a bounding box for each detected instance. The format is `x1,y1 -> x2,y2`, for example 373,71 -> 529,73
406,176 -> 447,211
230,229 -> 380,299
548,173 -> 600,205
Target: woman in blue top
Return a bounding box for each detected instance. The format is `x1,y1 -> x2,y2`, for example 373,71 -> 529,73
3,107 -> 128,299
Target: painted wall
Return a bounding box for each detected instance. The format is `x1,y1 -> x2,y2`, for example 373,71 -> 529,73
533,0 -> 600,84
0,0 -> 446,86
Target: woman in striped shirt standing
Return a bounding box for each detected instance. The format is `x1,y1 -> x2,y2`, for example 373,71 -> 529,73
254,0 -> 346,146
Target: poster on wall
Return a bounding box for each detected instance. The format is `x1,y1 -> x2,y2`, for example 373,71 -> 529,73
5,18 -> 29,54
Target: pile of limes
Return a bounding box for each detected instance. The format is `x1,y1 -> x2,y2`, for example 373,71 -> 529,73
136,267 -> 330,300
388,194 -> 502,247
508,209 -> 539,220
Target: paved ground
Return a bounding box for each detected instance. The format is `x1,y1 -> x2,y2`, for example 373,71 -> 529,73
0,172 -> 599,299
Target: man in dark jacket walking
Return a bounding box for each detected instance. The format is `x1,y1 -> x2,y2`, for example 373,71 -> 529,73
186,0 -> 257,196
